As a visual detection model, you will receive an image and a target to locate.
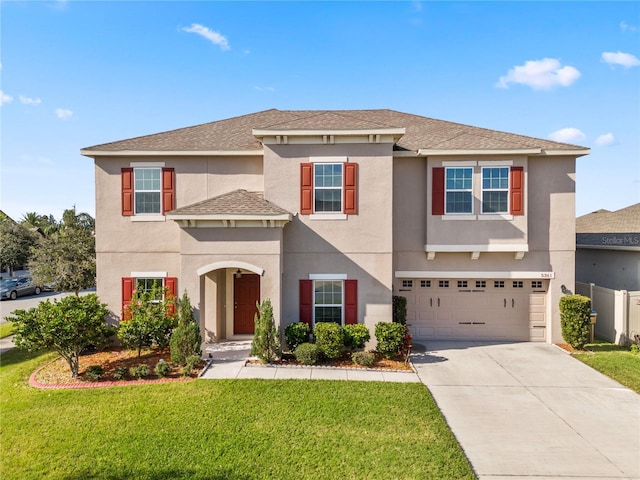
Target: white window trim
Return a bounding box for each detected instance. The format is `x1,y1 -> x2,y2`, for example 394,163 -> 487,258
312,278 -> 345,326
313,163 -> 343,214
309,273 -> 348,280
130,215 -> 166,222
481,166 -> 510,215
309,156 -> 347,163
131,271 -> 168,278
444,167 -> 474,215
130,162 -> 165,167
309,213 -> 348,220
133,166 -> 163,216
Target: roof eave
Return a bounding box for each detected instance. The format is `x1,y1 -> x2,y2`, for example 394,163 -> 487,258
80,149 -> 264,157
166,213 -> 292,221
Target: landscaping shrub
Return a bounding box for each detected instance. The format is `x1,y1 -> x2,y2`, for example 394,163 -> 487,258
129,364 -> 150,379
314,322 -> 344,359
375,322 -> 406,358
393,295 -> 407,325
155,359 -> 171,378
285,322 -> 310,352
183,355 -> 202,376
85,365 -> 104,381
113,365 -> 128,380
351,351 -> 376,367
343,323 -> 370,350
559,294 -> 591,350
170,291 -> 201,366
294,342 -> 319,365
251,299 -> 281,363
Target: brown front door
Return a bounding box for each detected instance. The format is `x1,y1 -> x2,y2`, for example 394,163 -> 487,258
234,273 -> 260,334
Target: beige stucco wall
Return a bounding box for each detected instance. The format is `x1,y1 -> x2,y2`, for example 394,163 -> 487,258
263,144 -> 395,331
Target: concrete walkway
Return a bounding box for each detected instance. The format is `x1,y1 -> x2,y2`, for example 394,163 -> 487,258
412,341 -> 640,480
200,340 -> 420,382
0,335 -> 15,355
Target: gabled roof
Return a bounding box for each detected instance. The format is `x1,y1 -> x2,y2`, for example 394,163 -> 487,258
81,108 -> 588,155
576,204 -> 640,233
167,189 -> 291,219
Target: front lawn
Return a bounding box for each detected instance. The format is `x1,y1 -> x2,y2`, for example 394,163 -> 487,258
0,322 -> 14,339
573,342 -> 640,394
0,348 -> 475,480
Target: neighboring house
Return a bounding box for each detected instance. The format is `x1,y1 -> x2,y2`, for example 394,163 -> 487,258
576,204 -> 640,291
81,109 -> 589,345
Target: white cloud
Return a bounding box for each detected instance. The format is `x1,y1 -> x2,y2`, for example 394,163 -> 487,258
181,23 -> 230,51
254,86 -> 275,92
595,133 -> 616,146
19,95 -> 42,106
620,21 -> 638,32
601,51 -> 640,68
55,108 -> 73,119
0,90 -> 13,106
496,58 -> 581,90
548,128 -> 586,143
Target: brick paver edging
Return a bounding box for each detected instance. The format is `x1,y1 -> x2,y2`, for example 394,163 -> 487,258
29,364 -> 194,390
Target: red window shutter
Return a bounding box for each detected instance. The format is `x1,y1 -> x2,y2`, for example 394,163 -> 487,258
343,162 -> 358,215
299,279 -> 313,326
121,168 -> 134,216
164,277 -> 177,315
510,167 -> 524,215
162,168 -> 175,215
121,277 -> 134,320
300,163 -> 313,215
344,279 -> 358,325
432,167 -> 445,215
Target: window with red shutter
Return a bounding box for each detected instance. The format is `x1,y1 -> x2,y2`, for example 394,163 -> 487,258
344,279 -> 358,324
164,277 -> 177,315
343,163 -> 358,215
299,279 -> 313,325
510,166 -> 524,215
162,168 -> 175,215
121,168 -> 134,216
300,162 -> 359,215
300,163 -> 313,214
432,167 -> 445,215
121,277 -> 134,319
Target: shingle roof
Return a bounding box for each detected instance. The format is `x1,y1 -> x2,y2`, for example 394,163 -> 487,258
167,189 -> 290,217
576,204 -> 640,233
83,109 -> 586,153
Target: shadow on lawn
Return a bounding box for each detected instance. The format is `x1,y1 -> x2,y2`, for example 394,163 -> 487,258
65,469 -> 254,480
0,347 -> 52,369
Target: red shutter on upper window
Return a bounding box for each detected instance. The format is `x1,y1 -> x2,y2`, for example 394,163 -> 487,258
343,162 -> 358,215
162,168 -> 175,215
299,279 -> 313,325
122,277 -> 134,320
344,279 -> 358,325
300,163 -> 313,214
164,277 -> 177,315
510,167 -> 524,215
432,167 -> 445,215
122,168 -> 134,216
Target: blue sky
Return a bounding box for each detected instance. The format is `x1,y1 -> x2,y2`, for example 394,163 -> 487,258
1,0 -> 639,221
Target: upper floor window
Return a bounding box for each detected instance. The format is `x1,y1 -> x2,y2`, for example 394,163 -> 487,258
121,166 -> 174,217
300,161 -> 358,216
445,167 -> 473,214
135,168 -> 161,214
481,167 -> 509,214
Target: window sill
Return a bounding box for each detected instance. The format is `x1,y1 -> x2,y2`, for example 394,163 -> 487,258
130,215 -> 166,222
309,213 -> 348,220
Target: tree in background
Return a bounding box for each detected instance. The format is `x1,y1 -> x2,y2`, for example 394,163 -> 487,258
21,212 -> 60,237
0,219 -> 39,275
9,294 -> 115,378
29,207 -> 96,295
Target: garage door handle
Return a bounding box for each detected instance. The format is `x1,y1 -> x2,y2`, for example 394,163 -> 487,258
437,298 -> 440,307
512,298 -> 515,308
504,298 -> 507,308
430,298 -> 432,307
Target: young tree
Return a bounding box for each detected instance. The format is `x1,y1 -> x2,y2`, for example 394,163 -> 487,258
250,299 -> 281,364
118,282 -> 177,358
170,291 -> 202,366
29,208 -> 96,295
9,294 -> 115,378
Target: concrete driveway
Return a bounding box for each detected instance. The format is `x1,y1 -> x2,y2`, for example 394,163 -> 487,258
412,341 -> 640,480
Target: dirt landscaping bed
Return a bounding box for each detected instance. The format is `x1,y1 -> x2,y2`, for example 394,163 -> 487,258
247,352 -> 414,371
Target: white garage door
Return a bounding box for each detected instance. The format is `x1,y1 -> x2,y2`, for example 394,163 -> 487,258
400,279 -> 547,342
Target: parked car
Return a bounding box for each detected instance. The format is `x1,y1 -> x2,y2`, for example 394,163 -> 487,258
0,276 -> 42,300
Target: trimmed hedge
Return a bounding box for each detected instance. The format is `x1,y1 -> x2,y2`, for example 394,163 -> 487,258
285,322 -> 310,352
314,322 -> 344,359
294,342 -> 319,365
343,324 -> 370,350
375,322 -> 406,358
559,294 -> 591,350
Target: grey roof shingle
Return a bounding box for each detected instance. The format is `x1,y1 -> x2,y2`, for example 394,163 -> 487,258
576,204 -> 640,233
167,189 -> 290,217
83,109 -> 586,153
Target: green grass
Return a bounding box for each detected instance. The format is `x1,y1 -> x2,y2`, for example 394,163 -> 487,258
0,349 -> 475,480
0,322 -> 14,339
574,341 -> 640,394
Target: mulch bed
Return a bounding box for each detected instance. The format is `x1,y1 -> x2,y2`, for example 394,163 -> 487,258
555,343 -> 590,354
31,347 -> 201,389
247,352 -> 414,371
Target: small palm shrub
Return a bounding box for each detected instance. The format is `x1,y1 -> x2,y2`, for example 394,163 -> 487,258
559,295 -> 591,350
294,343 -> 319,365
314,322 -> 344,359
375,322 -> 406,358
130,364 -> 150,379
352,351 -> 376,367
85,365 -> 104,381
155,360 -> 171,378
343,324 -> 370,350
285,322 -> 310,352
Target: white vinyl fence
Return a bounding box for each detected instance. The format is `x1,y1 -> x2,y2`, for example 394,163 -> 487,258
576,282 -> 640,345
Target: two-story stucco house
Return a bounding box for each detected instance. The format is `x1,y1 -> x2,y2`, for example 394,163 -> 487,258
81,109 -> 589,345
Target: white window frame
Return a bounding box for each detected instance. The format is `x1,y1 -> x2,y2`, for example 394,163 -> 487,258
481,167 -> 510,214
135,277 -> 164,303
312,279 -> 344,326
313,163 -> 343,214
133,167 -> 162,216
445,167 -> 474,215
